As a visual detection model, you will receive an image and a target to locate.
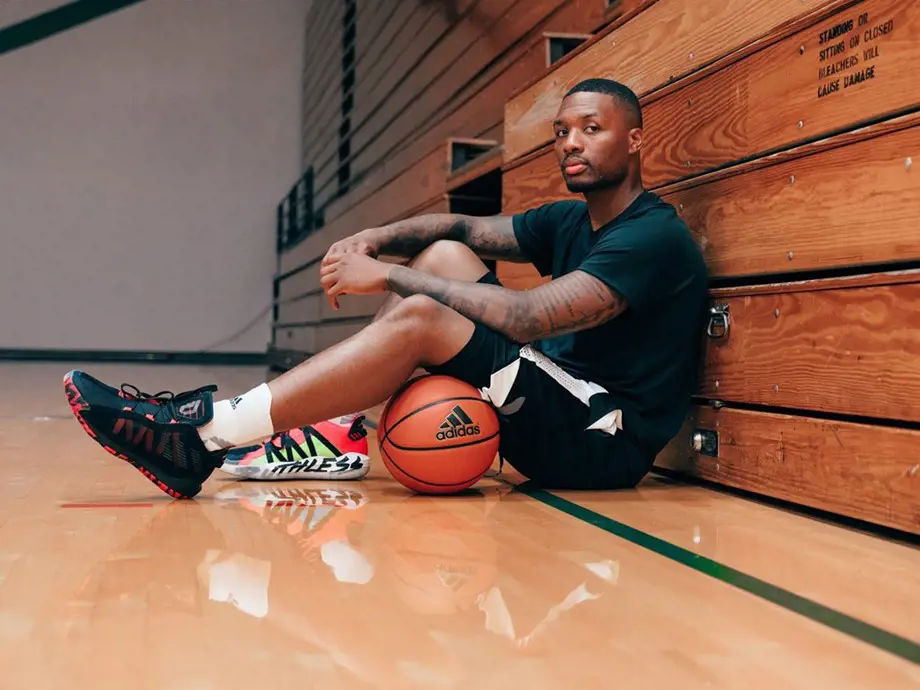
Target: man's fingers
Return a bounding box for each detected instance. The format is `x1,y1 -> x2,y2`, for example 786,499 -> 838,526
327,283 -> 343,310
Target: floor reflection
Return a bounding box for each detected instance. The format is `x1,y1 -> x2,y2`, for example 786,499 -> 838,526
52,480 -> 623,687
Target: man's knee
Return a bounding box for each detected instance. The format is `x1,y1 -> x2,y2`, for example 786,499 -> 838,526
389,294 -> 446,323
386,294 -> 474,363
409,240 -> 487,281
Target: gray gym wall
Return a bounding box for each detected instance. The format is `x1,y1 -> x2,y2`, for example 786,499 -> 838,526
0,0 -> 311,353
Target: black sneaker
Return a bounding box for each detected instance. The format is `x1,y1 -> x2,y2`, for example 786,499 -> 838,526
63,370 -> 225,498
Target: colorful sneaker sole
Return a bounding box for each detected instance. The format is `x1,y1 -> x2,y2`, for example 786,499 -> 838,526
218,452 -> 370,481
63,371 -> 204,499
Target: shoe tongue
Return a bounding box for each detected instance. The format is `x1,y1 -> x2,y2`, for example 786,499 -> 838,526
172,388 -> 215,427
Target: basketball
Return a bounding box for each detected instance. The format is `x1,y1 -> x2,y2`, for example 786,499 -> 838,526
378,375 -> 500,494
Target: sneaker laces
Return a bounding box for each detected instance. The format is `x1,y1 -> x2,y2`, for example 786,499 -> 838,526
119,383 -> 177,402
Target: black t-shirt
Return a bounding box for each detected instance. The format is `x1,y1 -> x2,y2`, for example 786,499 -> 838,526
512,191 -> 709,459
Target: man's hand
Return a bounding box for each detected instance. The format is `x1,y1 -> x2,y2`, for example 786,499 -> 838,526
322,230 -> 381,267
320,254 -> 392,309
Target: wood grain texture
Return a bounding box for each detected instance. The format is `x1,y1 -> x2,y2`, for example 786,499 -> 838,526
503,0 -> 843,162
310,0 -> 608,225
281,149 -> 451,277
340,0 -> 599,201
290,0 -> 607,282
315,24 -> 550,234
642,0 -> 920,188
350,0 -> 519,168
501,110 -> 920,286
666,119 -> 920,278
702,280 -> 920,422
656,405 -> 920,535
446,144 -> 503,191
495,261 -> 549,290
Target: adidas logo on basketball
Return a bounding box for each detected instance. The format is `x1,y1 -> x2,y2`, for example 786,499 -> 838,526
436,405 -> 480,441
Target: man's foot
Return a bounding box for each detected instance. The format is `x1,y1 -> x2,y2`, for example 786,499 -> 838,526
218,415 -> 370,481
63,370 -> 225,499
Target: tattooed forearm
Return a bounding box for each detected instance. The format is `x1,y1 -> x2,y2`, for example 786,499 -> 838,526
372,214 -> 526,261
386,266 -> 626,343
373,215 -> 472,257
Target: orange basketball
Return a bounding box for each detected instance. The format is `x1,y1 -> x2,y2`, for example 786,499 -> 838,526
378,375 -> 500,494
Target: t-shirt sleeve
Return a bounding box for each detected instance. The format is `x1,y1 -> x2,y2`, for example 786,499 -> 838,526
576,219 -> 679,313
511,202 -> 573,276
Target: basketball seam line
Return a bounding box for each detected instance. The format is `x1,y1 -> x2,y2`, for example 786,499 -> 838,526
384,430 -> 500,453
379,442 -> 488,487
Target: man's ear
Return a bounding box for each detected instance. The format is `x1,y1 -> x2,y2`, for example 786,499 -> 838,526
628,127 -> 643,155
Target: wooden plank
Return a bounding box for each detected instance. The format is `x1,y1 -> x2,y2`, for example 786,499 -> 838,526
303,1 -> 425,165
280,150 -> 451,276
503,0 -> 846,162
351,3 -> 454,131
710,267 -> 920,298
447,144 -> 503,192
303,0 -> 602,255
701,278 -> 920,423
501,147 -> 572,216
504,0 -> 920,187
656,405 -> 920,535
642,0 -> 920,188
323,29 -> 550,229
300,2 -> 344,147
495,261 -> 549,290
319,0 -> 608,208
665,115 -> 920,278
350,0 -> 548,174
502,110 -> 920,286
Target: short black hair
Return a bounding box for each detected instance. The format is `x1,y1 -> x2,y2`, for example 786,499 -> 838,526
564,78 -> 642,128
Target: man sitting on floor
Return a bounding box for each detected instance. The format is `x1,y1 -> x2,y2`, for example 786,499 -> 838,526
63,78 -> 709,498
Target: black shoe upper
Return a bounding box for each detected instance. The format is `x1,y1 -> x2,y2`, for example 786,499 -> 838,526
67,371 -> 225,495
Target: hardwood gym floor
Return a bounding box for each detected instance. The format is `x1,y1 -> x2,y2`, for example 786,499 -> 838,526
0,362 -> 918,688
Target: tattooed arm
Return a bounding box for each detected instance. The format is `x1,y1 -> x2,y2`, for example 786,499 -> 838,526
325,214 -> 529,263
386,265 -> 627,343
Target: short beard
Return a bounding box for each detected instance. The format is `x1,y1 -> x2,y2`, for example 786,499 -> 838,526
563,168 -> 627,194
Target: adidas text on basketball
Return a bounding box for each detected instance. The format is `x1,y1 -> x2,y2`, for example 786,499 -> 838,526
435,405 -> 481,441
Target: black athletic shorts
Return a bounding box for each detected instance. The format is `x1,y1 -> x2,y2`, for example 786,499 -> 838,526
425,272 -> 652,490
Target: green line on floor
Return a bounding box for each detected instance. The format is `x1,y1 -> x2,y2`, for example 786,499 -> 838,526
513,480 -> 920,666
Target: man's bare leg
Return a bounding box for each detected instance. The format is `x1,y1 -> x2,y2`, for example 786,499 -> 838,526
268,295 -> 475,432
198,241 -> 491,449
372,240 -> 490,322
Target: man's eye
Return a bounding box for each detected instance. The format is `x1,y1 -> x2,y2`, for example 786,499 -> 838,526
555,129 -> 567,137
585,125 -> 599,133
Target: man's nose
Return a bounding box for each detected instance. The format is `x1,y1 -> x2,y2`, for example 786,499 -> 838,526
562,130 -> 584,155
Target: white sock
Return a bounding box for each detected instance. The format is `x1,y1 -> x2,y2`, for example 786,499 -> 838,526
199,382 -> 275,451
329,413 -> 361,427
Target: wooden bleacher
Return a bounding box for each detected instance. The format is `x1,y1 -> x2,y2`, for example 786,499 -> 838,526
499,0 -> 920,534
274,0 -> 616,360
273,0 -> 920,536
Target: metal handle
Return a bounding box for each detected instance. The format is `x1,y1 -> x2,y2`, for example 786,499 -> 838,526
691,429 -> 719,457
707,303 -> 730,339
